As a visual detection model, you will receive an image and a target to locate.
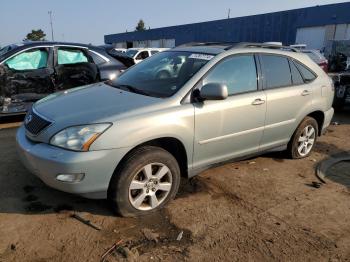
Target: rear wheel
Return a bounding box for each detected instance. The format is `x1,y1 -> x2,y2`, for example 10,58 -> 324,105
288,117 -> 318,159
108,146 -> 181,217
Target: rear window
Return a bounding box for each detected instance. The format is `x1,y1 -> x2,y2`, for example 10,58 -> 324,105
295,61 -> 317,82
260,55 -> 292,89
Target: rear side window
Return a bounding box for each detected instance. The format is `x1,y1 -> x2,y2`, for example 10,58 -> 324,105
203,55 -> 257,95
57,48 -> 88,65
260,55 -> 292,89
151,51 -> 159,55
295,61 -> 316,82
289,60 -> 304,85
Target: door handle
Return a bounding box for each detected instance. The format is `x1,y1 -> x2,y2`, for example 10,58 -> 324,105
252,98 -> 265,105
301,90 -> 312,96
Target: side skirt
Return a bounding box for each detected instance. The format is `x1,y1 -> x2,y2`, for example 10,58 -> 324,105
187,144 -> 287,178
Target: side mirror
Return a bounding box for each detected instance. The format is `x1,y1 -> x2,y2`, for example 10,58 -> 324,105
199,83 -> 228,100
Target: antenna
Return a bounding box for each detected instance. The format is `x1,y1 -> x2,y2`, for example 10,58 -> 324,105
48,11 -> 55,41
227,8 -> 231,19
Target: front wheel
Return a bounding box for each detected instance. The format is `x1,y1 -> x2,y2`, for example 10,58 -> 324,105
108,146 -> 181,217
288,117 -> 318,159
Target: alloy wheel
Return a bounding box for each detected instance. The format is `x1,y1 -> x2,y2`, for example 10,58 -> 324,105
128,163 -> 173,211
297,125 -> 316,157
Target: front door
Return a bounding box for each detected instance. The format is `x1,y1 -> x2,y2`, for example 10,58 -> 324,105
193,54 -> 266,170
0,47 -> 54,113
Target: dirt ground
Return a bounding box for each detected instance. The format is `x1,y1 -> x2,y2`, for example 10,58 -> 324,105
0,110 -> 350,262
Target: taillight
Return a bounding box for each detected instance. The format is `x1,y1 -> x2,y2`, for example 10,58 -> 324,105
319,61 -> 328,73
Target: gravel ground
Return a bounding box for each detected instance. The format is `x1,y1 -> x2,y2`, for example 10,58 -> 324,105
0,111 -> 349,262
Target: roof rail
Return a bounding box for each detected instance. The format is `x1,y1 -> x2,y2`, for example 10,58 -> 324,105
176,42 -> 236,48
226,42 -> 299,52
177,42 -> 299,52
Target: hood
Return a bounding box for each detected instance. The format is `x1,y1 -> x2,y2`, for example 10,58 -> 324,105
34,82 -> 160,125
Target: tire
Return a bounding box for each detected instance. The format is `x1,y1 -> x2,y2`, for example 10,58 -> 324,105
108,146 -> 181,217
287,117 -> 319,159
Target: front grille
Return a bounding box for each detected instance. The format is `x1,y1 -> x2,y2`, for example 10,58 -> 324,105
24,109 -> 52,135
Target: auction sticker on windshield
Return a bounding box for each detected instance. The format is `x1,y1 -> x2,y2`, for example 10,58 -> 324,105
189,54 -> 214,60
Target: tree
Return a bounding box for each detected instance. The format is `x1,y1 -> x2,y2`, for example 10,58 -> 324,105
24,29 -> 46,41
135,19 -> 146,31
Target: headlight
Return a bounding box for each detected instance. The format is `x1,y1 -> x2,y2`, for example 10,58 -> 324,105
50,123 -> 111,151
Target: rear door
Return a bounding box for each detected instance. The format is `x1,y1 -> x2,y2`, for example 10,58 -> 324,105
259,54 -> 314,150
193,54 -> 266,169
0,47 -> 54,113
54,46 -> 98,90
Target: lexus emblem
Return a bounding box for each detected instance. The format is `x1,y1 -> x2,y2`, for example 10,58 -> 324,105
25,114 -> 33,125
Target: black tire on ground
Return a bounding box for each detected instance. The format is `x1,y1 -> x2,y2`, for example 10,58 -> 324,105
107,146 -> 181,217
287,116 -> 319,159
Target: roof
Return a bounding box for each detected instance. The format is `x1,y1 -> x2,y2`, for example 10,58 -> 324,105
0,41 -> 107,62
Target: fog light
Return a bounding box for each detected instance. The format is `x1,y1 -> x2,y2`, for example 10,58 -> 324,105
56,173 -> 85,183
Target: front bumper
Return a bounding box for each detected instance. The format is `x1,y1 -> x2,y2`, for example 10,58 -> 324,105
16,126 -> 131,199
321,107 -> 334,134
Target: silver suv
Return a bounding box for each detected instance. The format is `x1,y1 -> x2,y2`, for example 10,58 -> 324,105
16,43 -> 334,217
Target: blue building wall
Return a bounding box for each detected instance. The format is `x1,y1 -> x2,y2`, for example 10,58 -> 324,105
105,2 -> 350,45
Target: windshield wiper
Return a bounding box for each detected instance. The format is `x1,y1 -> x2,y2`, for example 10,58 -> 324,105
107,82 -> 151,96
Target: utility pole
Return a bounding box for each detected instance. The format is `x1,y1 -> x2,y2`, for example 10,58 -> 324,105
227,8 -> 231,19
48,11 -> 54,41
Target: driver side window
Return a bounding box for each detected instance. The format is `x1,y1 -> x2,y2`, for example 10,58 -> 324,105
5,48 -> 48,71
203,55 -> 257,95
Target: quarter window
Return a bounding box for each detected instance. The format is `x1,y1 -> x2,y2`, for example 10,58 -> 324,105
203,55 -> 257,95
5,48 -> 48,71
289,60 -> 304,85
260,55 -> 292,89
57,48 -> 88,65
88,51 -> 106,65
295,61 -> 316,82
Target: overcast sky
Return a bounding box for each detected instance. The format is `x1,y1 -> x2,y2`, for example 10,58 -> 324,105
0,0 -> 346,46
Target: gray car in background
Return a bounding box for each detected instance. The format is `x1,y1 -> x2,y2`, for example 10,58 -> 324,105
0,42 -> 127,115
16,43 -> 334,217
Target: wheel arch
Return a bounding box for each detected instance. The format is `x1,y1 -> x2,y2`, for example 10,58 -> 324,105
306,110 -> 325,136
113,137 -> 189,179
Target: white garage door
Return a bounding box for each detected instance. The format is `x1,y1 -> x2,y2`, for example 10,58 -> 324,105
296,26 -> 326,50
163,39 -> 176,48
150,40 -> 161,48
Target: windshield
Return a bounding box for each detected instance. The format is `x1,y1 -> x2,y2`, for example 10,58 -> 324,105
108,51 -> 213,98
125,49 -> 139,58
0,44 -> 17,57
